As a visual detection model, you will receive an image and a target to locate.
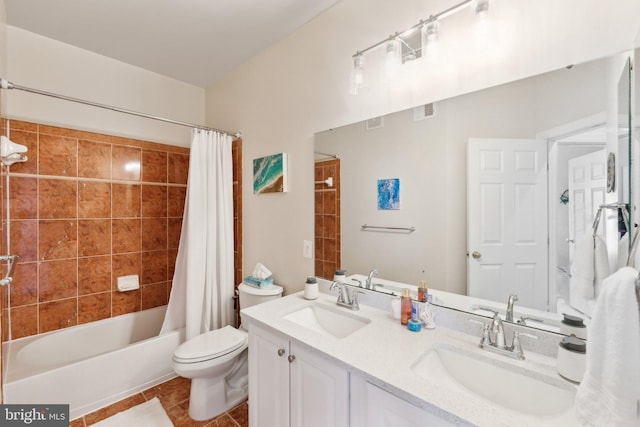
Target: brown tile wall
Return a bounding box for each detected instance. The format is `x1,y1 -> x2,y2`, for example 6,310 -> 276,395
0,119 -> 192,340
314,159 -> 340,279
232,140 -> 243,288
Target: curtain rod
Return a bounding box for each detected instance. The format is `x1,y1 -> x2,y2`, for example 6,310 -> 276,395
0,78 -> 242,139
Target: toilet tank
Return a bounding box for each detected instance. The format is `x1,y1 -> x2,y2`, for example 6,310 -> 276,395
238,283 -> 283,324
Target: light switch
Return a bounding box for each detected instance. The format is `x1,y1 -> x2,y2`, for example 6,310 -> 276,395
303,240 -> 313,259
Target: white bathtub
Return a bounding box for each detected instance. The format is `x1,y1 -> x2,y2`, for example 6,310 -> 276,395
2,305 -> 185,420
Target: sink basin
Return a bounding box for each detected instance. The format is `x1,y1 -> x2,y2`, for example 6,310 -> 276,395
283,303 -> 371,338
411,343 -> 575,418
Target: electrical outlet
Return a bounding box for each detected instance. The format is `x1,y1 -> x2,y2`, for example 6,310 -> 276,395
303,240 -> 313,259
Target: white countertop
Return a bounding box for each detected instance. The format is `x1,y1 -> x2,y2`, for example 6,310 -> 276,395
241,291 -> 580,427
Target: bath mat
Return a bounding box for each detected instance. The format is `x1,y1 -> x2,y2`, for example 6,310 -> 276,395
92,397 -> 173,427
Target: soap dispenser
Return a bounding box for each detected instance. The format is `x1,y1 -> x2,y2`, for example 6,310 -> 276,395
304,276 -> 318,300
557,334 -> 586,383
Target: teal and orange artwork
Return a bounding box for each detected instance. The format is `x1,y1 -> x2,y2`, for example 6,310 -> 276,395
253,153 -> 288,194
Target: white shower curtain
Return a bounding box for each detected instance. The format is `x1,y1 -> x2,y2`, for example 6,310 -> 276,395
161,129 -> 235,340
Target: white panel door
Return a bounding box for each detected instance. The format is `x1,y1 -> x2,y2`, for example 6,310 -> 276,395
567,149 -> 607,261
467,138 -> 548,310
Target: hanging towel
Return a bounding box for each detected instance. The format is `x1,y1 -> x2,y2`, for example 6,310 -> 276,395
575,267 -> 640,427
570,234 -> 610,301
617,233 -> 629,271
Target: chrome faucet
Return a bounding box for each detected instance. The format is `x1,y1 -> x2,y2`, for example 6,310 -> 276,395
506,293 -> 518,322
489,312 -> 506,348
330,281 -> 363,310
470,314 -> 538,360
365,268 -> 380,290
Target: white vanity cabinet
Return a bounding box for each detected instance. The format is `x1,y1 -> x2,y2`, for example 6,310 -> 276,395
248,322 -> 349,427
350,375 -> 454,427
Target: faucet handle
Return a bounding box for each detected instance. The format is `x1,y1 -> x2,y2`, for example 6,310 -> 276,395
351,290 -> 364,310
511,331 -> 538,359
330,281 -> 347,303
468,318 -> 491,347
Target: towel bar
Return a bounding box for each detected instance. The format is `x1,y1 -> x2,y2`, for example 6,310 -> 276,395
361,224 -> 415,232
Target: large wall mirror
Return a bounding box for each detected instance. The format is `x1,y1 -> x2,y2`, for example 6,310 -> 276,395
314,50 -> 634,336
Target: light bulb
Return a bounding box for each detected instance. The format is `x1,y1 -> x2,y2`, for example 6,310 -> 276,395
349,54 -> 368,95
382,38 -> 402,83
421,17 -> 440,54
474,0 -> 490,18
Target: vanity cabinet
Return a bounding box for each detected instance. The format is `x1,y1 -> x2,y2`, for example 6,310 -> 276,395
248,323 -> 349,427
350,375 -> 454,427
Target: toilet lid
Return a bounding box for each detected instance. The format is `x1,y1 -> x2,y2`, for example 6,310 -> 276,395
174,326 -> 248,363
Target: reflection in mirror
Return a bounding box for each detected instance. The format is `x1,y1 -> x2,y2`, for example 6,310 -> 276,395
314,52 -> 633,336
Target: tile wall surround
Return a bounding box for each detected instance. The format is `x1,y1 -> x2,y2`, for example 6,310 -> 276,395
0,118 -> 243,341
314,159 -> 340,279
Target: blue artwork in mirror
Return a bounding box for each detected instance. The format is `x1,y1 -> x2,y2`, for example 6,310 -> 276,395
377,178 -> 400,210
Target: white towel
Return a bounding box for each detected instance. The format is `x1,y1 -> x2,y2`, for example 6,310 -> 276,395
617,233 -> 630,271
570,234 -> 610,316
575,267 -> 640,427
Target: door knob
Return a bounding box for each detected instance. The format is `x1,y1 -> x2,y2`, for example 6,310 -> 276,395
288,354 -> 296,363
277,348 -> 285,357
472,251 -> 481,259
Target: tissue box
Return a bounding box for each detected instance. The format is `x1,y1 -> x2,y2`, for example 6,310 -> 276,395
243,276 -> 274,288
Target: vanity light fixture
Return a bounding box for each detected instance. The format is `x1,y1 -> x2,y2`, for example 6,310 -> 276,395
421,16 -> 440,48
474,0 -> 490,18
350,0 -> 492,94
383,37 -> 403,81
349,53 -> 368,95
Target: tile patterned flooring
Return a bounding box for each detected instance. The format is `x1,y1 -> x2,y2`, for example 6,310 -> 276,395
69,377 -> 248,427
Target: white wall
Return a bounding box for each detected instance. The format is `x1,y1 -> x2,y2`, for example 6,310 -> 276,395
5,26 -> 205,146
205,0 -> 640,292
0,0 -> 7,113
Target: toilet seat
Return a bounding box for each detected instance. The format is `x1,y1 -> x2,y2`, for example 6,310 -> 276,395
173,326 -> 248,364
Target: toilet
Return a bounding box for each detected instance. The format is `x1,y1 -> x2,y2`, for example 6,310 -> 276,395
172,283 -> 283,421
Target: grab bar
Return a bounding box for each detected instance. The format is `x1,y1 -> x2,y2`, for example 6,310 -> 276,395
0,255 -> 19,286
361,224 -> 415,232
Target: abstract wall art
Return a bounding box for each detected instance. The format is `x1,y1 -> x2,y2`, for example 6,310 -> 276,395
377,178 -> 400,210
253,153 -> 288,194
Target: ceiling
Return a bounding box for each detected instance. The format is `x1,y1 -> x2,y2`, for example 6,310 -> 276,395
4,0 -> 340,88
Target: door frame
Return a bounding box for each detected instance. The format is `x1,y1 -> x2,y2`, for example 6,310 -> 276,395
537,112 -> 606,312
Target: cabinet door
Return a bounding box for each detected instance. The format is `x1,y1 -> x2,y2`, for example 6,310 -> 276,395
289,342 -> 349,427
351,375 -> 453,427
248,323 -> 290,427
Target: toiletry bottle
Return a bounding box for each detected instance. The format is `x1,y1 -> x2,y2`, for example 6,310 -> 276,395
418,280 -> 428,303
401,288 -> 412,325
407,301 -> 422,332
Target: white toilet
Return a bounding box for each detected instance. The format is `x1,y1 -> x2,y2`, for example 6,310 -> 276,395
172,283 -> 283,421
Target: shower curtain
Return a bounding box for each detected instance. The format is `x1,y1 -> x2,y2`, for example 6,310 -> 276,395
161,129 -> 235,340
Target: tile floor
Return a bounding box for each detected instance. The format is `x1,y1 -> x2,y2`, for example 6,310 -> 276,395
69,376 -> 248,427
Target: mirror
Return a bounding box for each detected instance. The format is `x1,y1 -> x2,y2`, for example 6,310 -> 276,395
314,52 -> 633,335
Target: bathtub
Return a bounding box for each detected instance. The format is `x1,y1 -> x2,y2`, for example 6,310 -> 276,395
2,305 -> 185,420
